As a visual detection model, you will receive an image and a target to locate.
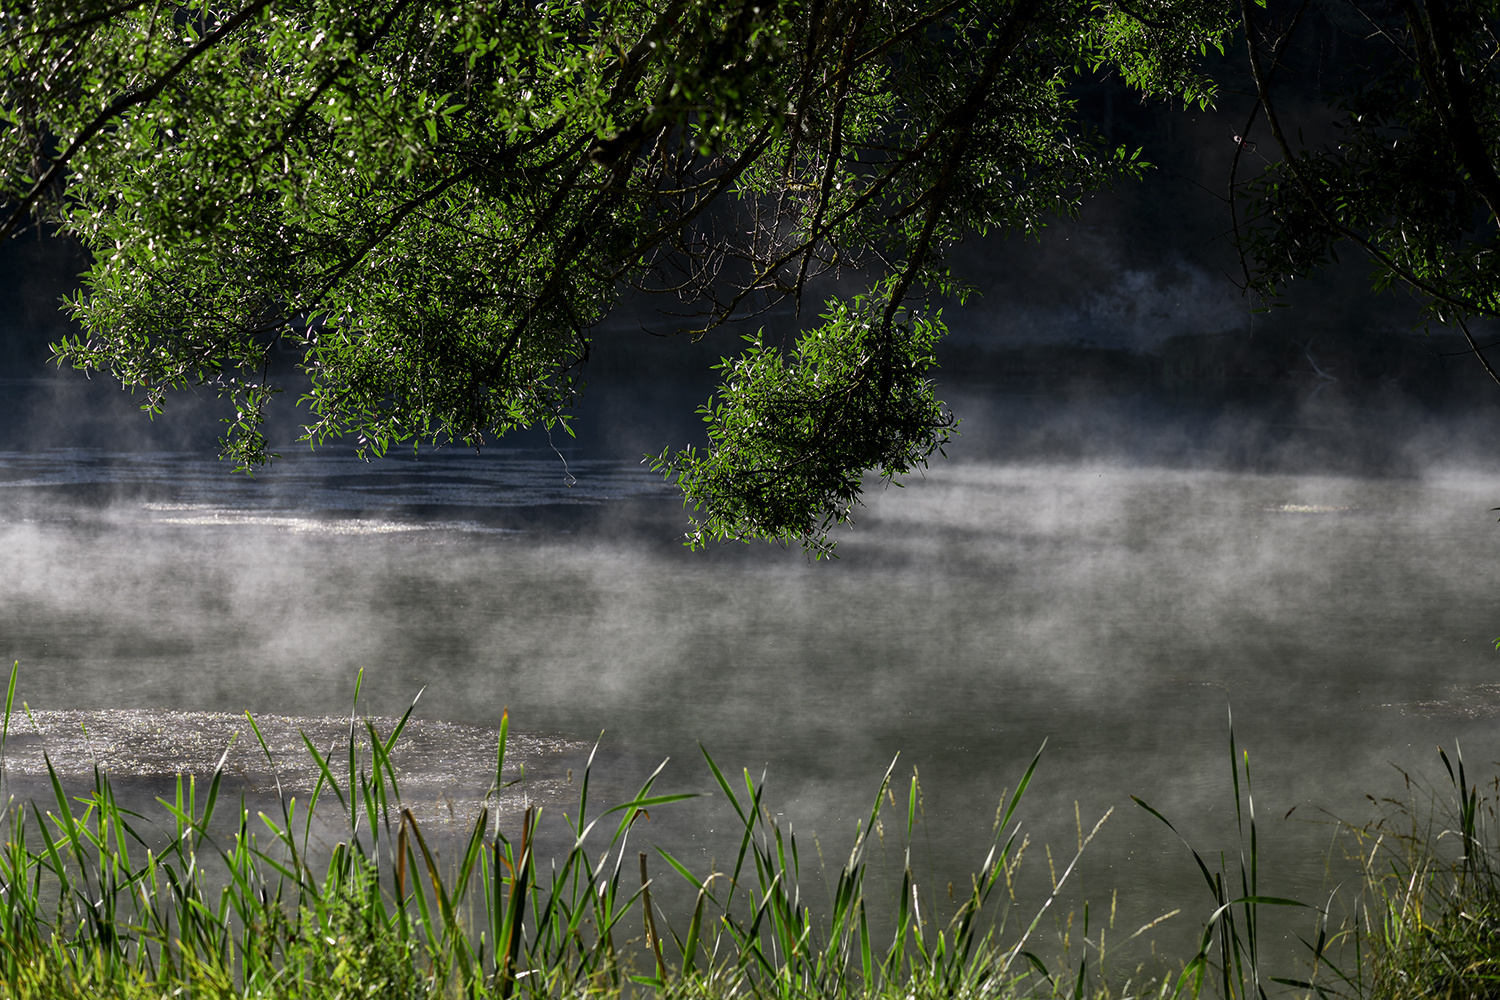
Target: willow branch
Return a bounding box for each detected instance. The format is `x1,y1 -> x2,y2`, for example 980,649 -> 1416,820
0,0 -> 276,243
1239,0 -> 1500,318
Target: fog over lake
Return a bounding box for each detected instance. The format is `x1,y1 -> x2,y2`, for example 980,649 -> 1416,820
3,379 -> 1500,973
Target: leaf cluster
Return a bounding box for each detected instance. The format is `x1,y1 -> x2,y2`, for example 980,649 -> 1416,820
654,281 -> 956,557
1237,0 -> 1500,344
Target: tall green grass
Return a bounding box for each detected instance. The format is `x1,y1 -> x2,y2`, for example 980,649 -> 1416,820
0,663 -> 1130,1000
1138,709 -> 1500,1000
1133,711 -> 1309,1000
1300,741 -> 1500,1000
29,662 -> 1493,1000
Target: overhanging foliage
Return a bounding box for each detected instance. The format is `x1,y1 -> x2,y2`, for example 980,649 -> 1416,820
2,0 -> 1232,552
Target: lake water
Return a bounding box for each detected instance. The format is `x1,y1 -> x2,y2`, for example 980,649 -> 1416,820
4,381 -> 1500,984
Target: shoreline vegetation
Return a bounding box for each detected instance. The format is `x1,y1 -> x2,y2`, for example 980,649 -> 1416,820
0,663 -> 1490,1000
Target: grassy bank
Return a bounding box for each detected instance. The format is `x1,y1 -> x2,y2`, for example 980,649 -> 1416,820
1310,747 -> 1500,1000
0,664 -> 1490,1000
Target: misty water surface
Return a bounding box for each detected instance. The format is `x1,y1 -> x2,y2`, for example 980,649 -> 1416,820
4,389 -> 1500,976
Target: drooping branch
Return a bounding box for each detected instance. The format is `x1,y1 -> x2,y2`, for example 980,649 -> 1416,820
879,0 -> 1047,335
1226,0 -> 1310,292
1239,0 -> 1500,317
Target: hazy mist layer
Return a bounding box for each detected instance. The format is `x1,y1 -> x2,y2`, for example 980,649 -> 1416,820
4,390 -> 1500,970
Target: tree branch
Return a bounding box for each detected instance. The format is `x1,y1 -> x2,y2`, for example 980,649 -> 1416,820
1239,0 -> 1500,318
0,0 -> 276,243
1394,0 -> 1500,223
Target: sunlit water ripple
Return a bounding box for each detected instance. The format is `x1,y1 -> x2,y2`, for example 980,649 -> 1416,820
0,447 -> 675,529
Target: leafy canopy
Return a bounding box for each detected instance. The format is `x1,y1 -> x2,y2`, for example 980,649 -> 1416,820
2,0 -> 1231,554
1235,0 -> 1500,380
